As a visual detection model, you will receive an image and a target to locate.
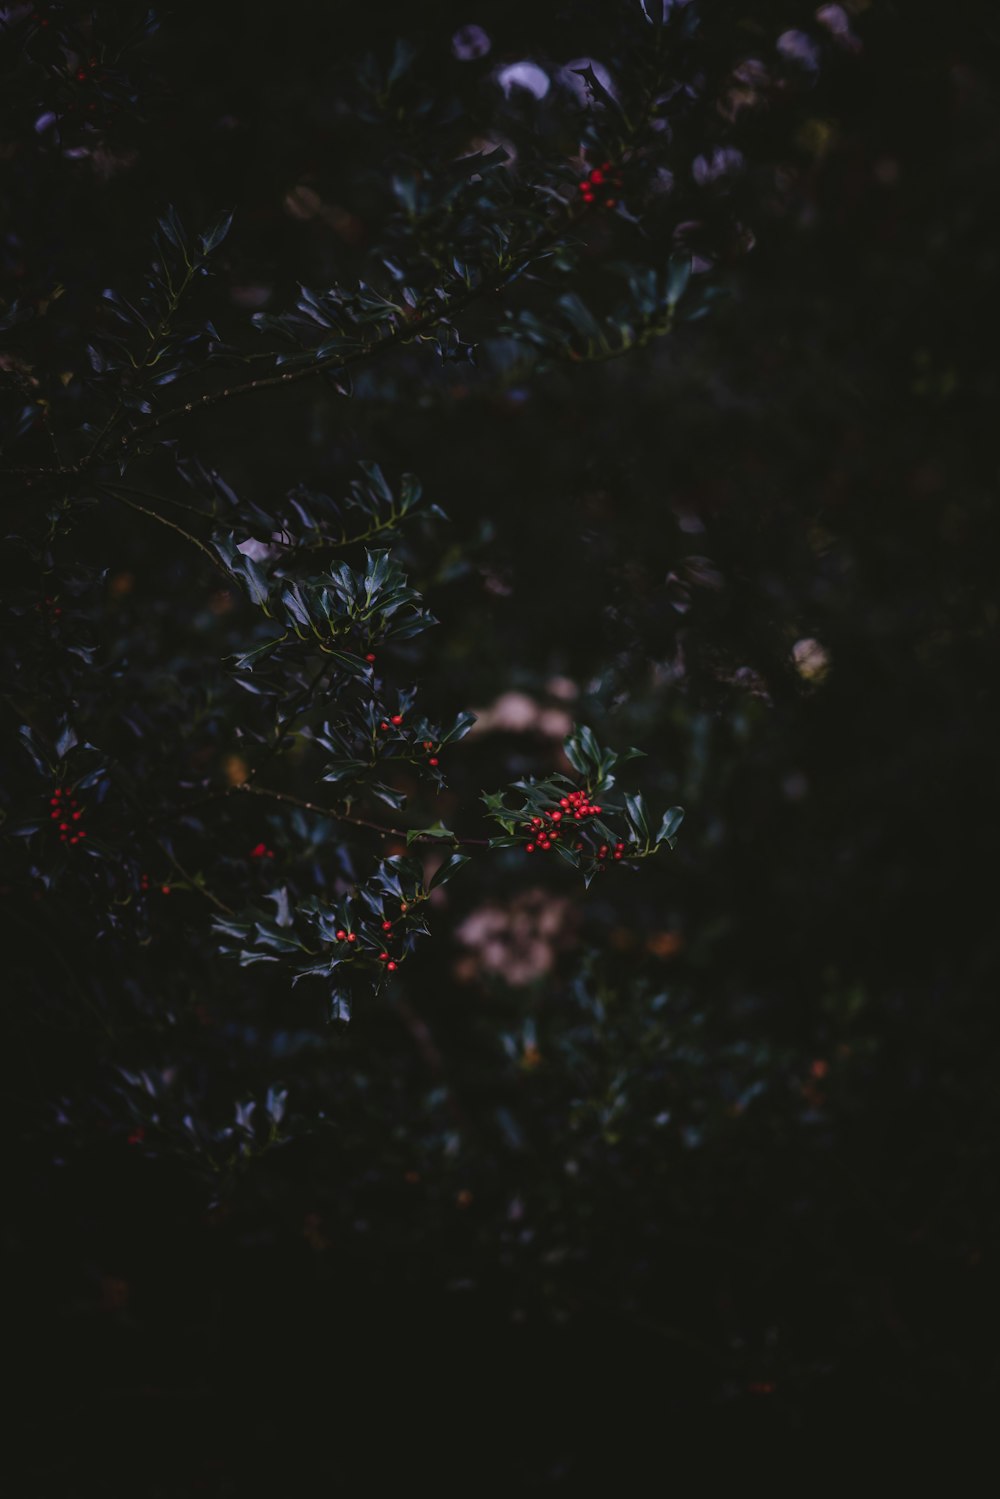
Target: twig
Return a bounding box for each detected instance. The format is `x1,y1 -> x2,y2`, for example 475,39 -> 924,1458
154,838 -> 235,915
237,781 -> 490,846
102,484 -> 230,579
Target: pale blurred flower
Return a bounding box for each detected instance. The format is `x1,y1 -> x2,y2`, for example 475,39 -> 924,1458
777,30 -> 821,72
496,61 -> 550,99
817,5 -> 862,53
452,24 -> 491,61
692,146 -> 744,185
793,637 -> 830,681
237,534 -> 286,564
455,889 -> 578,986
537,707 -> 574,740
469,691 -> 571,740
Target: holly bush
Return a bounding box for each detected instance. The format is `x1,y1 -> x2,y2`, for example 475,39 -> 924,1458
3,0 -> 996,1487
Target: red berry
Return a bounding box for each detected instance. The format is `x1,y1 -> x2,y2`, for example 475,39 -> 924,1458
379,951 -> 389,962
428,757 -> 439,766
72,810 -> 82,820
525,843 -> 536,853
336,929 -> 347,940
161,885 -> 171,895
347,933 -> 357,943
382,920 -> 392,931
387,961 -> 397,972
380,721 -> 390,731
550,811 -> 562,822
365,653 -> 376,663
391,714 -> 403,726
531,817 -> 543,828
400,902 -> 408,912
59,823 -> 68,831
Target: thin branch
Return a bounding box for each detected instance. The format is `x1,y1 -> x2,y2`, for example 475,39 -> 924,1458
236,781 -> 490,846
3,228 -> 559,486
154,838 -> 235,916
102,484 -> 231,580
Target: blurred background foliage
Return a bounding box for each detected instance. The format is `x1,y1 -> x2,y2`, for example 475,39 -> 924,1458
2,0 -> 999,1487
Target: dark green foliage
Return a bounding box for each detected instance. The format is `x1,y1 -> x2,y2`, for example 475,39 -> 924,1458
1,0 -> 998,1484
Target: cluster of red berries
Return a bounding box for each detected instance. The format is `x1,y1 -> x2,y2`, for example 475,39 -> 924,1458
335,903 -> 411,972
422,739 -> 440,767
49,787 -> 86,846
249,841 -> 275,860
378,713 -> 405,731
139,874 -> 171,895
598,840 -> 628,864
578,160 -> 623,209
524,792 -> 603,853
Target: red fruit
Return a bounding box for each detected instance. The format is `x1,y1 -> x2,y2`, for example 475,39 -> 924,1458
365,652 -> 376,663
379,951 -> 389,962
380,721 -> 390,731
336,929 -> 347,941
382,920 -> 392,931
347,933 -> 357,943
59,823 -> 68,831
391,714 -> 403,726
525,843 -> 536,853
387,961 -> 397,972
428,757 -> 439,766
531,817 -> 543,828
550,811 -> 562,822
72,810 -> 82,820
161,885 -> 171,895
590,169 -> 605,185
400,902 -> 408,912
